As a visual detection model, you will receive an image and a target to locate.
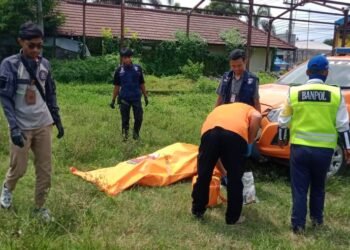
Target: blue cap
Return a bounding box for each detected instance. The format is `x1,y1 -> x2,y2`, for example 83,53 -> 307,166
307,55 -> 329,71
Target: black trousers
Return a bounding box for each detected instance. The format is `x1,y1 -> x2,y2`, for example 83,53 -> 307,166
192,127 -> 247,224
119,99 -> 143,134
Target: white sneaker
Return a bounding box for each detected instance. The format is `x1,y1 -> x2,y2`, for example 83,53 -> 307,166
0,183 -> 12,209
236,216 -> 246,224
33,208 -> 54,223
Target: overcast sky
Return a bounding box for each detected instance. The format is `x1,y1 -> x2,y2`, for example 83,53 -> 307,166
163,0 -> 350,43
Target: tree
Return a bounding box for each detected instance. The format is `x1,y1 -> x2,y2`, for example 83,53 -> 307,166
205,1 -> 245,17
219,28 -> 245,51
205,1 -> 275,33
323,39 -> 333,46
0,0 -> 64,37
260,19 -> 276,35
90,0 -> 180,10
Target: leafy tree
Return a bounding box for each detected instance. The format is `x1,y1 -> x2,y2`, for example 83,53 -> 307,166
101,27 -> 119,55
260,19 -> 276,35
91,0 -> 178,9
323,39 -> 333,46
205,1 -> 244,17
205,1 -> 275,33
0,0 -> 64,37
141,31 -> 208,76
219,28 -> 245,51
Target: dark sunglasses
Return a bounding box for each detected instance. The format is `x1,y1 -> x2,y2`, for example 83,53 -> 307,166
27,43 -> 43,49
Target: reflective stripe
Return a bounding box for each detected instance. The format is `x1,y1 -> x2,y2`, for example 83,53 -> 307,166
278,127 -> 282,140
279,127 -> 288,141
295,133 -> 337,143
344,131 -> 350,149
283,129 -> 288,141
296,131 -> 336,138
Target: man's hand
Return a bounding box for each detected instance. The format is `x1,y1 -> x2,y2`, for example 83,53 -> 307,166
246,144 -> 253,157
56,121 -> 64,139
110,100 -> 116,109
144,96 -> 149,106
278,140 -> 288,148
11,128 -> 27,148
221,176 -> 228,188
346,149 -> 350,165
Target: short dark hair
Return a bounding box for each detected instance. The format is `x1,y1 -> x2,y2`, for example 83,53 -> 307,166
307,69 -> 328,75
229,49 -> 245,61
18,21 -> 43,40
120,48 -> 133,57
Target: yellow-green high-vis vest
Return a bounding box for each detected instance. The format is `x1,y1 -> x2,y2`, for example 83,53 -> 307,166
290,83 -> 341,149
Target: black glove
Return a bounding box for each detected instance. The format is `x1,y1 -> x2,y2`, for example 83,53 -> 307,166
11,128 -> 27,148
221,176 -> 228,188
110,99 -> 116,109
144,96 -> 149,106
56,121 -> 64,139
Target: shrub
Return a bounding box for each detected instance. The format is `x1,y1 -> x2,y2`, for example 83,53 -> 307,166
124,32 -> 143,56
101,28 -> 119,55
203,53 -> 228,77
219,28 -> 245,52
141,31 -> 208,76
51,54 -> 120,83
52,55 -> 145,83
257,71 -> 278,85
195,76 -> 218,93
180,60 -> 204,81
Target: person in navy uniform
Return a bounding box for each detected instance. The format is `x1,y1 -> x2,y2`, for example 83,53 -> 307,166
215,49 -> 261,112
216,49 -> 265,185
278,55 -> 350,234
110,48 -> 148,141
0,22 -> 64,222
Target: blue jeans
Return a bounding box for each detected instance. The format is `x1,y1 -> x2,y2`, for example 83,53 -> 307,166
290,144 -> 333,228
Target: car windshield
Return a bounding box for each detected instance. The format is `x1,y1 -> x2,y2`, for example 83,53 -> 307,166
277,60 -> 350,88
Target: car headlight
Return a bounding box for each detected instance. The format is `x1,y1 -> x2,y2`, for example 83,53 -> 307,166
266,108 -> 282,122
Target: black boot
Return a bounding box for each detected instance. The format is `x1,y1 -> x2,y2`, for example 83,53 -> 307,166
133,129 -> 140,140
122,129 -> 128,142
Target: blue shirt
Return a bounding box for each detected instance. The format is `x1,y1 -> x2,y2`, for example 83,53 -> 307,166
113,64 -> 145,101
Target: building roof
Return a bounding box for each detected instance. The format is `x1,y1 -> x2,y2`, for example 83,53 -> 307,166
296,41 -> 332,51
57,1 -> 295,50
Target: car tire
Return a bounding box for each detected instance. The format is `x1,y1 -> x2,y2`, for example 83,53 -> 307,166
327,143 -> 347,178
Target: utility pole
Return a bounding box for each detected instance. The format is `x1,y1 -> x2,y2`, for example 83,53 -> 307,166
186,0 -> 205,38
121,0 -> 125,49
37,0 -> 44,56
306,9 -> 310,60
246,0 -> 254,70
120,0 -> 125,64
342,8 -> 349,47
37,0 -> 44,35
286,0 -> 294,70
83,0 -> 87,58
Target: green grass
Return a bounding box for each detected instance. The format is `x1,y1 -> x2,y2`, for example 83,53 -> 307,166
0,76 -> 349,249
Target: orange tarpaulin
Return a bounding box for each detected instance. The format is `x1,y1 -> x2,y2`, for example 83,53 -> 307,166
70,143 -> 199,196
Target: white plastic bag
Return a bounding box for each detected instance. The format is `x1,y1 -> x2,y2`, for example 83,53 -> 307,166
242,171 -> 258,205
